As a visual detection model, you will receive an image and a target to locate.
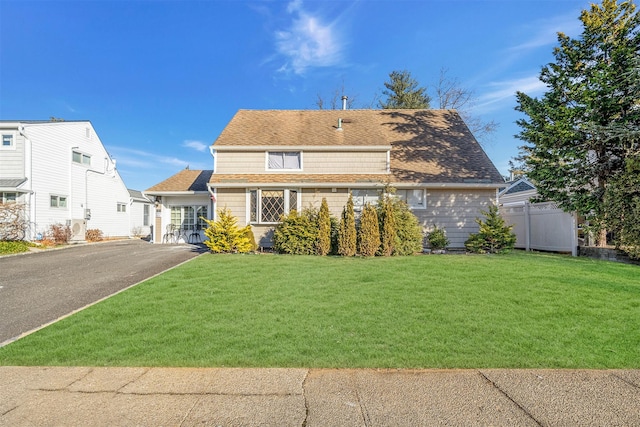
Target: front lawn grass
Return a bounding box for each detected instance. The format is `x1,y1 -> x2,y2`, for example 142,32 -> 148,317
1,252 -> 638,368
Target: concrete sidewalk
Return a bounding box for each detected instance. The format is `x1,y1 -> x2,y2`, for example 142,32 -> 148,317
2,367 -> 639,426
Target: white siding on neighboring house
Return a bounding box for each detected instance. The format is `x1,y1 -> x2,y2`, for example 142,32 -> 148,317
0,129 -> 25,178
0,121 -> 133,240
129,191 -> 153,238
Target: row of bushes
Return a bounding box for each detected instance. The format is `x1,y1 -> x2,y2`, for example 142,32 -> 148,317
273,194 -> 426,256
201,199 -> 516,256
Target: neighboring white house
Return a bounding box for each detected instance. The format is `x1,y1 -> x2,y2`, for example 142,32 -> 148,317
128,189 -> 153,239
0,120 -> 133,241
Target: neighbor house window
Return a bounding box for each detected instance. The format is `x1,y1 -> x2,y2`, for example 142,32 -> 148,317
117,203 -> 127,212
1,133 -> 15,150
1,192 -> 17,204
248,189 -> 299,223
2,134 -> 13,147
171,205 -> 208,230
72,150 -> 91,166
267,151 -> 301,170
50,195 -> 67,208
396,189 -> 426,209
351,189 -> 381,211
143,205 -> 150,226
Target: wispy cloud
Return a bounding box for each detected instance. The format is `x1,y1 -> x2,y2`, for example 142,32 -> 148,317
476,76 -> 547,113
507,11 -> 582,56
106,146 -> 192,169
182,140 -> 208,152
274,0 -> 345,75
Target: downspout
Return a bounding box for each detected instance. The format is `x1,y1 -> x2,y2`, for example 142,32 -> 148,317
18,125 -> 36,239
208,186 -> 217,221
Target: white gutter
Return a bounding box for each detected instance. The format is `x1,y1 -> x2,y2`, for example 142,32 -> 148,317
208,182 -> 505,190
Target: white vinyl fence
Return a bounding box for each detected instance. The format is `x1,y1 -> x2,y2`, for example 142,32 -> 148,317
500,202 -> 578,256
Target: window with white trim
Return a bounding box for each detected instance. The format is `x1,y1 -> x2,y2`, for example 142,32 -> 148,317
351,189 -> 381,211
50,195 -> 67,208
267,151 -> 301,170
1,133 -> 15,150
248,189 -> 299,223
72,150 -> 91,166
171,205 -> 208,230
396,189 -> 426,209
1,192 -> 17,204
117,203 -> 127,212
143,204 -> 150,226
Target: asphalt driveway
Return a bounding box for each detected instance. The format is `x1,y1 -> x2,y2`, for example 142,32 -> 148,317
0,240 -> 207,345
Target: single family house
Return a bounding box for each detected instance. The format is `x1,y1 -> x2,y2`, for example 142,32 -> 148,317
0,120 -> 134,241
146,109 -> 505,249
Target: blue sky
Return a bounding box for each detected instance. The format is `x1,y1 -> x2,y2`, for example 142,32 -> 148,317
1,0 -> 589,191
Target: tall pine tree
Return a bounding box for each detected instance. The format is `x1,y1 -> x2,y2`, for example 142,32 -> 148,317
515,0 -> 640,246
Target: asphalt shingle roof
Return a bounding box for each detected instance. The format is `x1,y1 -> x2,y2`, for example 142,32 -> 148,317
145,169 -> 212,193
214,109 -> 504,184
145,109 -> 504,192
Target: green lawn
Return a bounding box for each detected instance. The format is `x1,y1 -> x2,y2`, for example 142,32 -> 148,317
1,252 -> 639,368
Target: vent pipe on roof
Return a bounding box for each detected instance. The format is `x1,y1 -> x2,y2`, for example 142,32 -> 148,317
337,118 -> 343,131
341,95 -> 348,110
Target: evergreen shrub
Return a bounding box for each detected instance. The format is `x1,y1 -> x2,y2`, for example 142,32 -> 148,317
338,195 -> 357,256
273,209 -> 319,255
427,225 -> 449,251
464,205 -> 516,254
202,208 -> 253,253
358,203 -> 380,256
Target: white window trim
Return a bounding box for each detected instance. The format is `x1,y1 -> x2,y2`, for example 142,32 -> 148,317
50,194 -> 68,209
169,205 -> 209,230
396,189 -> 427,210
1,192 -> 18,204
265,151 -> 303,171
247,188 -> 301,224
350,188 -> 381,212
117,202 -> 127,213
1,132 -> 16,151
72,150 -> 92,166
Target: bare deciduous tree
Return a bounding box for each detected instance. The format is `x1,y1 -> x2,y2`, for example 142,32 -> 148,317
0,203 -> 28,240
434,68 -> 498,144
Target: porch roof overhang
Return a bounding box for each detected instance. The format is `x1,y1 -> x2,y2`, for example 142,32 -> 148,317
143,191 -> 209,196
0,178 -> 30,193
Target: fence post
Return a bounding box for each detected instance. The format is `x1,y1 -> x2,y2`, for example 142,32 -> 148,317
571,212 -> 578,257
524,201 -> 531,251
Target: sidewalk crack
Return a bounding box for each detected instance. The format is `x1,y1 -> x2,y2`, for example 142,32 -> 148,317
178,394 -> 202,427
611,372 -> 640,390
352,371 -> 371,427
301,369 -> 310,427
477,370 -> 543,427
116,368 -> 150,393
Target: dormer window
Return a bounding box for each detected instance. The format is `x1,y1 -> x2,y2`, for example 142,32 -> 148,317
267,151 -> 301,170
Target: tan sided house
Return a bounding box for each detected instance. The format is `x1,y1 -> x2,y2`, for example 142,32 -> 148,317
145,109 -> 505,249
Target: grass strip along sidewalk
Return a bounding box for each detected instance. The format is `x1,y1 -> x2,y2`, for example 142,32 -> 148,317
1,252 -> 638,368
